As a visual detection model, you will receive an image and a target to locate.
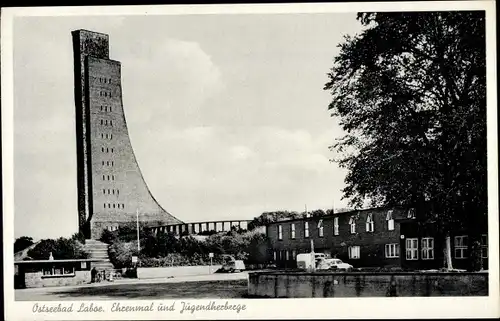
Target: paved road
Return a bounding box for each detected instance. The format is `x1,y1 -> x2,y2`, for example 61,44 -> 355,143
15,272 -> 249,301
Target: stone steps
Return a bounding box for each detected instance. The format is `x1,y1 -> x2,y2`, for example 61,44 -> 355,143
84,239 -> 115,274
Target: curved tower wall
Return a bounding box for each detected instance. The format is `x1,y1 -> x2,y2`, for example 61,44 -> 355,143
72,30 -> 183,239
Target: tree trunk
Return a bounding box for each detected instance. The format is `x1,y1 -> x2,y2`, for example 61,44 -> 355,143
443,235 -> 453,270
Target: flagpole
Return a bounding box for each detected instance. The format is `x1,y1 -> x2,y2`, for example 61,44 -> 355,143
136,208 -> 140,253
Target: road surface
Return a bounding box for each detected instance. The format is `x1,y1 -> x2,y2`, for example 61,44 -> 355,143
15,272 -> 249,301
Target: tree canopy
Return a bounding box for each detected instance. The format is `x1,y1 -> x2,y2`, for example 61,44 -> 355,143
14,236 -> 34,253
324,11 -> 487,235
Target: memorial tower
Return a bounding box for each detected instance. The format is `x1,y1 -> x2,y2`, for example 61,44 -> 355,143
72,30 -> 182,239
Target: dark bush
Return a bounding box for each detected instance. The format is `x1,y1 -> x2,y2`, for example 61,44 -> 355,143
100,229 -> 118,244
27,237 -> 89,260
14,236 -> 34,253
108,240 -> 138,269
71,232 -> 87,244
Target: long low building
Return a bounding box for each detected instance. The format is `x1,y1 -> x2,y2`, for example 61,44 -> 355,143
266,207 -> 488,271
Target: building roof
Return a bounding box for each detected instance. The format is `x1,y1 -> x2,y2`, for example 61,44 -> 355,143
14,258 -> 105,264
264,206 -> 408,226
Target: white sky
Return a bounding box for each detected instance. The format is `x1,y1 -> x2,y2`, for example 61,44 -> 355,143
13,13 -> 364,240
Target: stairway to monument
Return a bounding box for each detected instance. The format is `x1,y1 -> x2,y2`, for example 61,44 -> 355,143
84,239 -> 115,272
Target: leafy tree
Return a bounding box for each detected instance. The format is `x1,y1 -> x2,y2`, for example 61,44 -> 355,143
248,211 -> 302,229
324,12 -> 486,270
14,236 -> 34,253
27,237 -> 89,260
70,232 -> 87,244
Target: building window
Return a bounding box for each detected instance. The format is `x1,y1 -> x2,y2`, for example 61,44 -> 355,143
278,225 -> 283,240
348,246 -> 360,259
481,234 -> 488,258
454,235 -> 468,259
304,222 -> 309,238
407,208 -> 416,219
102,189 -> 105,194
101,147 -> 104,152
110,120 -> 113,126
117,189 -> 120,195
112,175 -> 115,180
112,161 -> 114,166
349,216 -> 356,234
366,213 -> 374,232
291,223 -> 296,239
112,189 -> 115,195
42,266 -> 75,276
111,148 -> 114,153
292,249 -> 297,260
110,107 -> 112,112
421,237 -> 434,260
385,243 -> 400,258
285,250 -> 289,261
102,175 -> 105,181
386,210 -> 394,230
318,219 -> 324,237
406,238 -> 418,260
273,251 -> 277,261
104,203 -> 106,209
113,204 -> 115,208
334,217 -> 339,235
102,161 -> 104,165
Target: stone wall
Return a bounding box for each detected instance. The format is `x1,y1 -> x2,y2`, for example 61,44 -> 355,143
24,271 -> 91,288
248,271 -> 488,297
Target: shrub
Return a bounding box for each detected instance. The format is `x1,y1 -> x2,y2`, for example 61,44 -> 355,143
100,229 -> 118,244
108,240 -> 139,268
27,238 -> 89,260
71,232 -> 87,244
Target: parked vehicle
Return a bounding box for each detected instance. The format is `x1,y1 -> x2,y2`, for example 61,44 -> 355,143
221,255 -> 245,273
297,252 -> 331,271
296,253 -> 316,270
324,258 -> 353,271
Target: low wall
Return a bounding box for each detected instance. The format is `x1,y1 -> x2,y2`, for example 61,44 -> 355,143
24,271 -> 91,288
137,265 -> 222,279
248,271 -> 488,297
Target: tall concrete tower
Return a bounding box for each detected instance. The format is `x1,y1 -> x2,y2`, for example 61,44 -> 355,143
72,30 -> 182,239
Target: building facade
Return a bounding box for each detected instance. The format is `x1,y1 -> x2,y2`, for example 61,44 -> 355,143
72,30 -> 182,239
266,207 -> 488,270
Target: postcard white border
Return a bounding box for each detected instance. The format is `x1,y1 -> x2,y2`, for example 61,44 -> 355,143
2,1 -> 498,320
